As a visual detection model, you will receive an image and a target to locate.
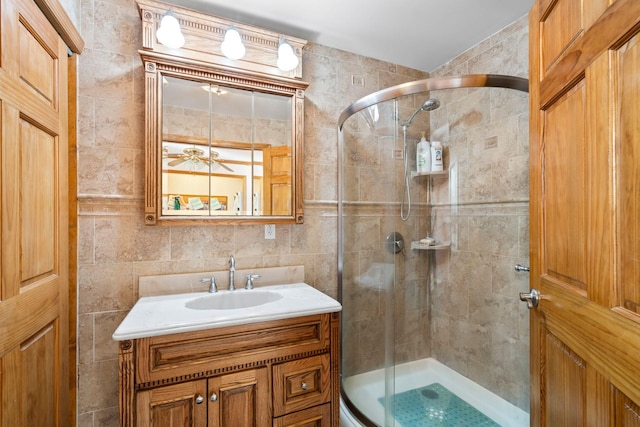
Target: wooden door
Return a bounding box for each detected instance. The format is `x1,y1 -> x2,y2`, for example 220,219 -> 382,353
0,0 -> 71,424
262,145 -> 292,215
529,0 -> 640,424
136,380 -> 207,426
208,368 -> 270,427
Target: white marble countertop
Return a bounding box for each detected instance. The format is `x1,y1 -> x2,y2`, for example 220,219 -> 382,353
112,283 -> 342,341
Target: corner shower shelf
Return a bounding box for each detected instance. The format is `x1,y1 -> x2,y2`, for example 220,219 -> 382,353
411,170 -> 449,179
411,241 -> 451,251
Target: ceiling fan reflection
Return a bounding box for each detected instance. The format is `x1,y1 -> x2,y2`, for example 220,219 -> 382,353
166,147 -> 234,172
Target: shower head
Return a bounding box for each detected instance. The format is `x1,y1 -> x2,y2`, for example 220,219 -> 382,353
404,98 -> 441,126
420,98 -> 441,112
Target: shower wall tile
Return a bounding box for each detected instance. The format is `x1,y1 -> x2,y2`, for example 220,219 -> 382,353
467,215 -> 519,257
430,15 -> 530,411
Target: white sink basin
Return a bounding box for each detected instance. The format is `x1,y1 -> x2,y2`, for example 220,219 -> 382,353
185,290 -> 283,310
112,283 -> 342,340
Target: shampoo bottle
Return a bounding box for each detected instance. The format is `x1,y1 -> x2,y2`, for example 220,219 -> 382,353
416,131 -> 431,173
431,140 -> 444,171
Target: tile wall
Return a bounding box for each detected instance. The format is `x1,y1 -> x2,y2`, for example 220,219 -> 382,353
428,15 -> 531,411
74,1 -> 427,424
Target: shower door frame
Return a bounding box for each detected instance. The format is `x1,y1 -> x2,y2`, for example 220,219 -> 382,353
337,73 -> 529,427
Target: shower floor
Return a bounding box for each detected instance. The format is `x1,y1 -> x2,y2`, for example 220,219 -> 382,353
342,358 -> 529,427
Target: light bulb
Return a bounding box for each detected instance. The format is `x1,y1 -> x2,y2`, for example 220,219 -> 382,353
277,38 -> 299,71
221,27 -> 246,60
156,12 -> 185,49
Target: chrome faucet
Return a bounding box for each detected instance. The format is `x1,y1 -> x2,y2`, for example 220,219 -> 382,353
228,255 -> 236,291
200,276 -> 217,293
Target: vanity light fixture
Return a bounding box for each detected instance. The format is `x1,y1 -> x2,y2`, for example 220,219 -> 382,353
155,10 -> 185,49
277,37 -> 299,71
221,25 -> 246,60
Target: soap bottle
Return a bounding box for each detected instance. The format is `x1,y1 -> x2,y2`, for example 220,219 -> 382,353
416,131 -> 431,173
431,140 -> 444,171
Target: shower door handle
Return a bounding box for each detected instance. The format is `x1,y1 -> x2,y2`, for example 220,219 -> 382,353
519,289 -> 539,309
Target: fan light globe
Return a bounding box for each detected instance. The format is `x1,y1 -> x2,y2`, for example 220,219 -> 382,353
277,38 -> 299,71
221,27 -> 246,60
156,13 -> 184,49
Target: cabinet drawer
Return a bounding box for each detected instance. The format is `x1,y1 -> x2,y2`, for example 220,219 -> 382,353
136,314 -> 330,385
273,354 -> 331,416
273,403 -> 331,427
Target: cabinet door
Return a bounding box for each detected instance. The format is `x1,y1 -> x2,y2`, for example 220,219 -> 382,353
273,403 -> 331,427
208,368 -> 270,427
136,380 -> 207,426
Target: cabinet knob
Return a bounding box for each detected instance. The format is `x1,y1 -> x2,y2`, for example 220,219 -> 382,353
210,393 -> 218,402
301,382 -> 308,391
195,395 -> 204,404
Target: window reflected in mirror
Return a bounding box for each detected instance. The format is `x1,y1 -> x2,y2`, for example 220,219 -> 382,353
161,76 -> 293,217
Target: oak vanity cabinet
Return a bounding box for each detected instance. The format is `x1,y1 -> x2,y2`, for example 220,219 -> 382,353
118,313 -> 340,427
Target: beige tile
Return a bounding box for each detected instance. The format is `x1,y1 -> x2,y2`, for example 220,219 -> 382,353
77,146 -> 135,196
291,215 -> 337,254
78,217 -> 95,265
77,314 -> 94,365
169,225 -> 234,260
78,360 -> 119,413
94,216 -> 170,262
78,263 -> 135,313
93,1 -> 141,57
233,224 -> 290,257
93,407 -> 119,427
78,49 -> 135,101
95,100 -> 144,149
78,96 -> 95,146
95,311 -> 128,361
76,412 -> 94,427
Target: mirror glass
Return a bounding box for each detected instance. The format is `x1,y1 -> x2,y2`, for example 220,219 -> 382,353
161,76 -> 293,217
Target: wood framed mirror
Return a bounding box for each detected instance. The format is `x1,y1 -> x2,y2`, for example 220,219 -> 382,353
137,0 -> 309,225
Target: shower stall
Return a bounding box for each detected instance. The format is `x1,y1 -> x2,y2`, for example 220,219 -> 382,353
338,75 -> 531,427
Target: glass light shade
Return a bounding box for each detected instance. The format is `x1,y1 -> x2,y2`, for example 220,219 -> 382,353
221,27 -> 246,60
156,13 -> 185,49
277,38 -> 299,71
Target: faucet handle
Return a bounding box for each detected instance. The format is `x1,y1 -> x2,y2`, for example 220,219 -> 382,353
200,277 -> 218,293
245,274 -> 260,290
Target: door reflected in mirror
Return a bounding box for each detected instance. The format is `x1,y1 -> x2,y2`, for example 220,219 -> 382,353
161,76 -> 293,217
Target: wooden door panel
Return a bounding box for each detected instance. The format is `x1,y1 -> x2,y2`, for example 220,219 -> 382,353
543,332 -> 585,425
540,0 -> 584,73
18,15 -> 58,107
208,368 -> 270,427
20,118 -> 56,283
617,32 -> 640,315
1,322 -> 58,427
615,392 -> 640,427
542,81 -> 587,291
136,380 -> 207,427
19,323 -> 57,427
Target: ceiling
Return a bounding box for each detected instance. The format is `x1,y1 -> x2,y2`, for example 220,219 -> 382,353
167,0 -> 534,72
